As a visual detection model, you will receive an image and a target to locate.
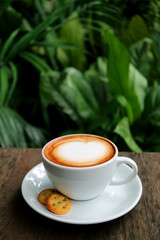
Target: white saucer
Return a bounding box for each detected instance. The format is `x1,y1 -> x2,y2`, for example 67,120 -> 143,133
21,163 -> 142,225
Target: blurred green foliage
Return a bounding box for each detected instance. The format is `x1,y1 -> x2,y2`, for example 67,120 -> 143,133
0,0 -> 160,151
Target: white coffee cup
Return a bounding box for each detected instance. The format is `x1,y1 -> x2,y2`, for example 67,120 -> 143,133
42,134 -> 138,200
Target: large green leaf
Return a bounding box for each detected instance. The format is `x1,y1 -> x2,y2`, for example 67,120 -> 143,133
39,70 -> 80,122
114,117 -> 142,152
106,30 -> 130,95
62,68 -> 99,119
129,38 -> 154,78
0,107 -> 46,147
128,63 -> 148,113
57,12 -> 85,70
116,95 -> 134,124
39,67 -> 99,124
106,30 -> 147,122
85,57 -> 108,83
84,57 -> 109,109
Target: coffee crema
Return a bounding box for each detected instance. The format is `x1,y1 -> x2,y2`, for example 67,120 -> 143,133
44,135 -> 116,167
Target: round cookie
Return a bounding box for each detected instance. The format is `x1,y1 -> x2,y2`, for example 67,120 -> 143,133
46,193 -> 71,215
38,189 -> 57,205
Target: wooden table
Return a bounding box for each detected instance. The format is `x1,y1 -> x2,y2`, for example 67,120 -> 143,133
0,149 -> 159,240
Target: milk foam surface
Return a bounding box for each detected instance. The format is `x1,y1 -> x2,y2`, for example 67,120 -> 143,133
55,141 -> 107,165
44,135 -> 115,167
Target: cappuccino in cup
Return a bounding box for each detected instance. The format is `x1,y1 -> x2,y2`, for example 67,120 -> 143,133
43,134 -> 116,167
42,134 -> 138,200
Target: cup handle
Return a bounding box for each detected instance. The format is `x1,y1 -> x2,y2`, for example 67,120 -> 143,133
110,156 -> 138,186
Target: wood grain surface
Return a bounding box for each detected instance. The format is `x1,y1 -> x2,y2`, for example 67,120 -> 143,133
0,149 -> 159,240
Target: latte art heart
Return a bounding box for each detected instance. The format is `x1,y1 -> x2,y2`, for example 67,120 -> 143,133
44,135 -> 115,167
54,141 -> 108,166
